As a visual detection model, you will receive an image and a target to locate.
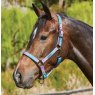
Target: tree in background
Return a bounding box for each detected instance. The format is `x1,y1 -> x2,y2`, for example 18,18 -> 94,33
32,0 -> 92,12
33,0 -> 93,7
2,0 -> 93,9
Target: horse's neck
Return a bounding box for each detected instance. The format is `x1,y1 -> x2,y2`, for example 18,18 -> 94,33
69,41 -> 93,85
65,20 -> 93,85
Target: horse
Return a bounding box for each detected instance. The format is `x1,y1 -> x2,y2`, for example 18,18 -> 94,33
13,2 -> 93,89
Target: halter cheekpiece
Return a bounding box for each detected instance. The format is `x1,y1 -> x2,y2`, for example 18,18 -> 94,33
23,14 -> 63,79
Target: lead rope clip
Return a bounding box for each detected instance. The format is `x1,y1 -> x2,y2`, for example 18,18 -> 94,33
39,76 -> 44,84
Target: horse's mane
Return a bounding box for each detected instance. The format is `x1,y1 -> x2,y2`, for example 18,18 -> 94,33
58,13 -> 93,37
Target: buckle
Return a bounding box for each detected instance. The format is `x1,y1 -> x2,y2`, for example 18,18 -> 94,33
40,65 -> 47,79
57,36 -> 63,47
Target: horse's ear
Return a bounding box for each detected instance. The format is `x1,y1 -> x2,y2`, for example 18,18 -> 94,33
32,4 -> 41,17
41,2 -> 52,19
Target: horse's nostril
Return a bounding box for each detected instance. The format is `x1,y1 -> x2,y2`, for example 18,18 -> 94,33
14,72 -> 22,84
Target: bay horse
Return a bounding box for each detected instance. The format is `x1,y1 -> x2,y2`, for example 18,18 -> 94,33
13,2 -> 93,89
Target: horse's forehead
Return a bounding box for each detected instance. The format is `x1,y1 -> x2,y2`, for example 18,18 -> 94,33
37,19 -> 52,31
45,20 -> 53,26
38,14 -> 57,26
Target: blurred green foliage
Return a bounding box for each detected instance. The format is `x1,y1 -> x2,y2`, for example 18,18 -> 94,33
2,69 -> 16,95
1,7 -> 37,70
48,59 -> 92,90
32,0 -> 93,8
67,1 -> 93,26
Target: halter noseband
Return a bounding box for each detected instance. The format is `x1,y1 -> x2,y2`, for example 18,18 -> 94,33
23,14 -> 63,79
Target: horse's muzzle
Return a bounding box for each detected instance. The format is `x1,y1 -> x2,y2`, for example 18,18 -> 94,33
13,71 -> 33,89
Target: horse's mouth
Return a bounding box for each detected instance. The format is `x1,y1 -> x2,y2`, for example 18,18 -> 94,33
15,79 -> 34,89
14,74 -> 39,89
16,83 -> 33,89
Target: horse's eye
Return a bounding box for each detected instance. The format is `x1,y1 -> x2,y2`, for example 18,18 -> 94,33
40,36 -> 47,40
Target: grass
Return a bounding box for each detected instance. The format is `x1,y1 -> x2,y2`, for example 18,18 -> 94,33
47,60 -> 91,90
2,69 -> 16,95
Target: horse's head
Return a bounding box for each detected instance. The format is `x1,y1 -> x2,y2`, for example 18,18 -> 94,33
13,2 -> 70,89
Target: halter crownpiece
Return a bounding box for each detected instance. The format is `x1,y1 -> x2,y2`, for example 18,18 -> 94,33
23,14 -> 63,79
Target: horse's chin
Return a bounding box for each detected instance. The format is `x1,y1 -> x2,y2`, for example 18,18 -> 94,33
14,72 -> 39,89
14,77 -> 35,89
16,84 -> 33,89
15,81 -> 34,89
